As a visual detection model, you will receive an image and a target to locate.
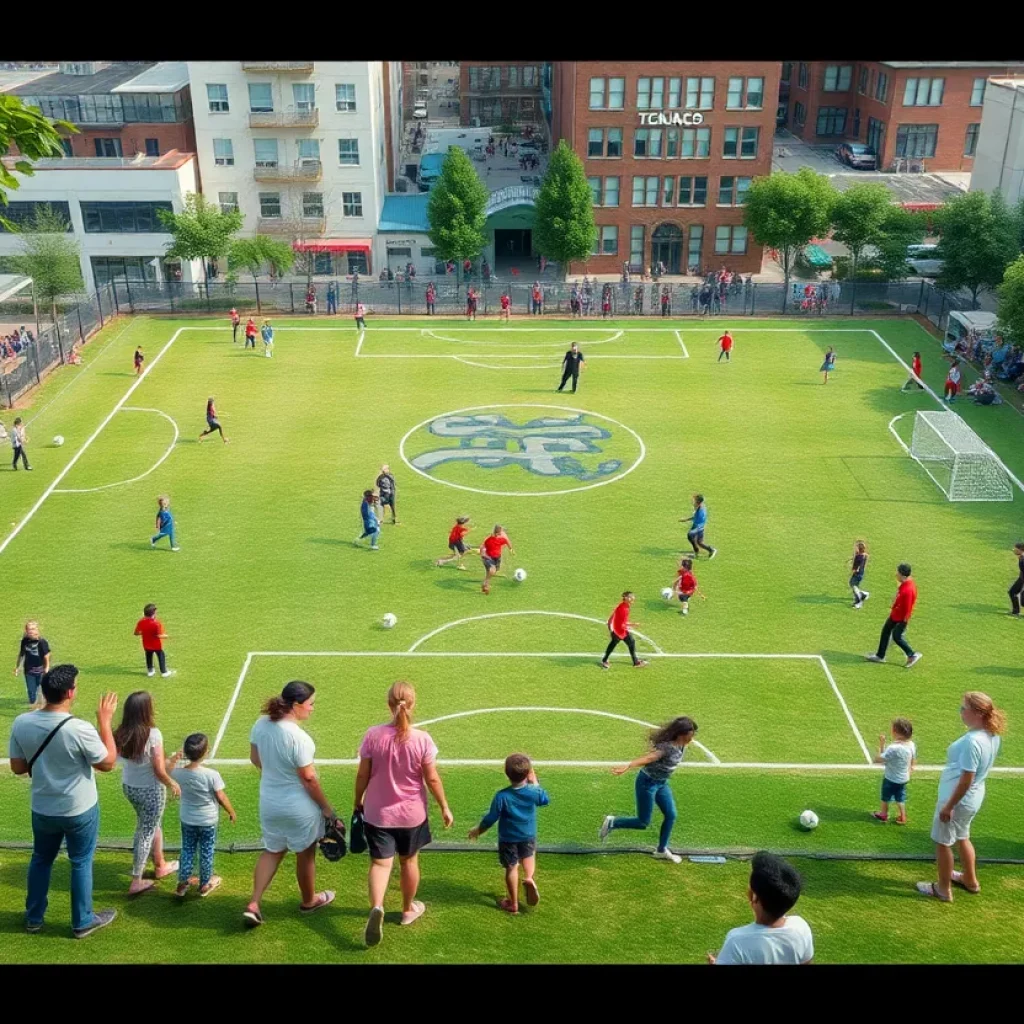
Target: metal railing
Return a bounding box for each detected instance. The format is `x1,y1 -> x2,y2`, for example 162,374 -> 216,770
241,61 -> 314,73
253,161 -> 322,182
486,185 -> 539,215
256,215 -> 325,234
249,109 -> 318,129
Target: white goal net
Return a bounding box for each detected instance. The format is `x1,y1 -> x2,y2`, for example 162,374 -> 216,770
909,410 -> 1013,502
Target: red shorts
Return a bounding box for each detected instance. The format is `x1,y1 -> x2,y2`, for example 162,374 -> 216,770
945,380 -> 960,394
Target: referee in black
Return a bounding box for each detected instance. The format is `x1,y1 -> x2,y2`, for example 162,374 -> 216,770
557,342 -> 586,393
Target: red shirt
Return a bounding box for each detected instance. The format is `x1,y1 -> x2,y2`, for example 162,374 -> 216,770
720,333 -> 733,351
449,523 -> 469,545
608,601 -> 631,638
912,355 -> 922,377
245,319 -> 257,337
230,310 -> 240,325
500,295 -> 510,309
890,579 -> 917,622
677,569 -> 697,595
482,534 -> 509,560
135,617 -> 164,652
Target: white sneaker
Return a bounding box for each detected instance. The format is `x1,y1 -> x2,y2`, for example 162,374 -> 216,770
865,654 -> 885,663
161,670 -> 177,678
171,547 -> 181,552
906,653 -> 923,668
599,814 -> 614,841
146,670 -> 155,677
708,548 -> 718,560
681,605 -> 688,615
652,849 -> 682,864
861,591 -> 870,603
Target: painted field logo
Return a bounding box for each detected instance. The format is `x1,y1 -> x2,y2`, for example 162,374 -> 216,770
399,404 -> 646,496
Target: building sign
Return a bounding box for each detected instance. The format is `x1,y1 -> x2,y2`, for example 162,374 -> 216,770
637,112 -> 705,126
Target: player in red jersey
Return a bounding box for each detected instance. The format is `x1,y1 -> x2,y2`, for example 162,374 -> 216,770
902,351 -> 924,392
670,558 -> 705,616
480,525 -> 514,594
436,516 -> 475,570
230,308 -> 240,343
601,592 -> 648,669
718,330 -> 733,362
500,292 -> 511,321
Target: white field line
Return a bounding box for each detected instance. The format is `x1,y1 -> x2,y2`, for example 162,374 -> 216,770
209,652 -> 253,759
354,330 -> 365,357
452,357 -> 561,370
183,326 -> 702,333
673,330 -> 690,357
244,651 -> 830,659
421,328 -> 624,348
816,656 -> 871,763
52,407 -> 179,495
352,353 -> 688,360
0,327 -> 185,558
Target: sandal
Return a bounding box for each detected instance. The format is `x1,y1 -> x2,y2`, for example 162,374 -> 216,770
299,890 -> 336,914
498,898 -> 519,915
400,900 -> 426,926
200,876 -> 223,898
951,871 -> 980,894
242,906 -> 263,928
523,879 -> 540,906
174,881 -> 191,898
915,881 -> 952,902
128,880 -> 156,896
154,861 -> 179,880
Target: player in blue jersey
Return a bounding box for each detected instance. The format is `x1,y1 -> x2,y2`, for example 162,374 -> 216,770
680,493 -> 717,559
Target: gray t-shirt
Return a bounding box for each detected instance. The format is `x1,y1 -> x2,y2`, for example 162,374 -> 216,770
118,726 -> 163,789
9,710 -> 108,817
172,764 -> 226,827
882,740 -> 916,784
642,742 -> 685,782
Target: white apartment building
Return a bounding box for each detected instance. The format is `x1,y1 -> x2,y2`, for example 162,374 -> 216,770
186,61 -> 402,277
971,77 -> 1024,203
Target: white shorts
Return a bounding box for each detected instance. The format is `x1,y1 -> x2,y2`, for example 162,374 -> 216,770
260,804 -> 324,854
930,802 -> 979,846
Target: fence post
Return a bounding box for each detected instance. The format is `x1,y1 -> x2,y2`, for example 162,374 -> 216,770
125,277 -> 135,314
850,278 -> 857,316
290,283 -> 296,314
53,318 -> 66,366
917,278 -> 925,314
77,305 -> 85,343
397,280 -> 402,314
96,288 -> 105,328
112,282 -> 120,314
751,283 -> 756,316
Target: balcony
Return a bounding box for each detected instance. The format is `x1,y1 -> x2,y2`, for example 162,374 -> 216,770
249,109 -> 319,129
253,161 -> 322,183
241,61 -> 314,73
257,216 -> 326,235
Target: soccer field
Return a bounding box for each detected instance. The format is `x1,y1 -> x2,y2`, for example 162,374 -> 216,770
2,314 -> 1023,962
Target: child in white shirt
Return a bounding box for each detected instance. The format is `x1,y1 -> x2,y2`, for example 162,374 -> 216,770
873,718 -> 917,824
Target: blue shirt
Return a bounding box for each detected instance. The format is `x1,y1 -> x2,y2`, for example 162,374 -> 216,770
157,508 -> 173,528
261,325 -> 273,343
479,783 -> 550,843
360,500 -> 378,529
691,505 -> 707,531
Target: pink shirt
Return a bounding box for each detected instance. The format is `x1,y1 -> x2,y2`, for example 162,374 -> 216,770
359,723 -> 438,828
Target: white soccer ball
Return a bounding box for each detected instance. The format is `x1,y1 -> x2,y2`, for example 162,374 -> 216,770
799,809 -> 819,831
53,435 -> 65,447
513,568 -> 527,582
382,613 -> 397,629
661,587 -> 674,600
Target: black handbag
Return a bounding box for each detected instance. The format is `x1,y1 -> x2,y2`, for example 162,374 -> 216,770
349,809 -> 367,855
318,816 -> 347,862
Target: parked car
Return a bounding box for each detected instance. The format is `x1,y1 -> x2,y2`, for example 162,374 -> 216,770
836,142 -> 878,170
905,244 -> 944,277
413,104 -> 428,120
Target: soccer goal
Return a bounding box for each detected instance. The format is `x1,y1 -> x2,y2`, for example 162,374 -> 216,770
909,410 -> 1013,501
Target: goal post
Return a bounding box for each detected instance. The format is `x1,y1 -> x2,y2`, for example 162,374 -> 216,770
909,411 -> 1013,502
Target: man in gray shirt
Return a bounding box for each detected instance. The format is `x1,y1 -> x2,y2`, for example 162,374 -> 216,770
8,665 -> 119,938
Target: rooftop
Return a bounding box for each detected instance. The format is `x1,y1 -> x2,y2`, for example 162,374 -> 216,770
989,77 -> 1024,91
2,151 -> 195,173
831,172 -> 967,205
113,62 -> 189,93
881,61 -> 1024,69
379,193 -> 430,233
0,68 -> 56,93
9,62 -> 158,97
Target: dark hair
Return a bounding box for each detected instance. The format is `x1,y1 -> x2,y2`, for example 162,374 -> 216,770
114,691 -> 155,762
14,416 -> 23,426
681,558 -> 693,570
143,603 -> 157,617
694,493 -> 704,504
621,590 -> 634,600
363,490 -> 375,501
897,562 -> 912,578
651,716 -> 697,745
1015,541 -> 1024,551
40,664 -> 79,704
749,851 -> 802,921
262,680 -> 315,721
504,753 -> 531,784
183,732 -> 209,761
913,351 -> 920,358
891,717 -> 913,739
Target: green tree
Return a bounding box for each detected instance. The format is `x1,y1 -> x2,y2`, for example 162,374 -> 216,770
868,207 -> 927,282
228,235 -> 296,312
0,94 -> 76,229
830,183 -> 893,294
157,192 -> 243,294
533,139 -> 596,271
744,168 -> 836,311
426,146 -> 488,291
934,190 -> 1021,307
996,254 -> 1024,343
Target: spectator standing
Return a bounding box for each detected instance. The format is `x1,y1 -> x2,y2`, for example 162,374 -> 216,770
326,281 -> 338,315
8,666 -> 119,938
1008,541 -> 1024,616
531,282 -> 543,315
11,416 -> 31,471
305,284 -> 317,314
426,282 -> 436,315
14,620 -> 51,706
230,307 -> 240,343
376,464 -> 398,525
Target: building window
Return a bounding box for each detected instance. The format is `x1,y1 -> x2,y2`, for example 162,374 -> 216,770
637,77 -> 650,109
259,192 -> 281,218
603,176 -> 620,207
823,65 -> 853,92
338,138 -> 360,165
715,225 -> 748,255
687,224 -> 703,272
600,224 -> 618,255
348,251 -> 369,275
90,256 -> 161,286
248,83 -> 274,113
718,175 -> 752,206
293,83 -> 315,112
342,191 -> 363,217
858,66 -> 868,94
658,176 -> 673,206
895,124 -> 938,159
607,128 -> 623,157
793,101 -> 806,126
970,78 -> 986,107
588,128 -> 604,157
635,130 -> 649,157
677,175 -> 707,206
207,83 -> 229,113
798,63 -> 809,89
666,129 -> 679,157
144,138 -> 159,157
336,83 -> 356,112
668,77 -> 681,108
630,225 -> 645,269
297,139 -> 320,163
0,200 -> 73,232
80,201 -> 173,233
254,138 -> 279,168
213,138 -> 234,166
588,175 -> 601,204
94,137 -> 122,157
523,66 -> 537,87
723,127 -> 759,158
726,77 -> 765,110
681,127 -> 711,158
903,77 -> 944,107
218,192 -> 238,215
874,72 -> 889,102
964,123 -> 980,157
302,192 -> 323,218
631,175 -> 660,206
685,77 -> 714,110
816,106 -> 847,135
590,78 -> 606,109
608,76 -> 625,110
60,138 -> 73,157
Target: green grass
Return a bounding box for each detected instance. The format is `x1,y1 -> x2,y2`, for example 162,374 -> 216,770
2,313 -> 1023,963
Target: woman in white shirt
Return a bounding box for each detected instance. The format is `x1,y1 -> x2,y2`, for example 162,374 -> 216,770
917,691 -> 1006,902
243,681 -> 338,928
114,692 -> 181,895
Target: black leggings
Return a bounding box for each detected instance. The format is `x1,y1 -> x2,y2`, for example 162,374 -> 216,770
603,631 -> 639,665
201,423 -> 223,438
13,446 -> 29,470
688,530 -> 714,555
1010,577 -> 1024,615
145,649 -> 167,674
558,369 -> 579,392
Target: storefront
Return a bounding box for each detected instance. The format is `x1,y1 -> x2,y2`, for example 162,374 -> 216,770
292,239 -> 372,277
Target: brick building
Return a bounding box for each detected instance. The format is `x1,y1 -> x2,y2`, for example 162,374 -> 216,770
784,61 -> 1024,173
460,61 -> 545,127
551,61 -> 780,276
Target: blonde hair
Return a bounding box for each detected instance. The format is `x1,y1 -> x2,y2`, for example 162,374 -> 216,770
388,681 -> 416,742
963,691 -> 1007,735
158,495 -> 170,507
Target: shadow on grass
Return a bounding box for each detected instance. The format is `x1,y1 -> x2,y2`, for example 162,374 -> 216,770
84,664 -> 150,678
795,594 -> 849,606
819,649 -> 871,667
640,546 -> 684,559
971,665 -> 1024,678
306,537 -> 349,547
952,603 -> 1007,616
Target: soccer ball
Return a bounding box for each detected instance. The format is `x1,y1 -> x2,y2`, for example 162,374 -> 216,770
799,810 -> 819,830
661,587 -> 674,600
53,435 -> 65,447
382,613 -> 397,629
513,568 -> 527,582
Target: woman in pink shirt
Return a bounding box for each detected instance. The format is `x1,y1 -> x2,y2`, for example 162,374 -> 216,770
354,681 -> 453,947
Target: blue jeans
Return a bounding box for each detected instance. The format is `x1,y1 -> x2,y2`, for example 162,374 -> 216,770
360,526 -> 379,549
27,803 -> 100,931
152,524 -> 177,547
24,669 -> 43,704
611,771 -> 677,851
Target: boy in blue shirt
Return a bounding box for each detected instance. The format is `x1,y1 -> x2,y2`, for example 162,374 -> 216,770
151,495 -> 179,551
680,493 -> 717,559
356,489 -> 380,550
468,753 -> 550,915
260,320 -> 274,358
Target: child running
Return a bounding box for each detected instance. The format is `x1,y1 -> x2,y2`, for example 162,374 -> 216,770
481,525 -> 514,594
436,516 -> 474,570
260,320 -> 274,358
357,489 -> 380,550
718,330 -> 733,362
821,346 -> 836,383
680,493 -> 717,559
134,603 -> 175,678
198,396 -> 228,444
150,495 -> 179,551
354,302 -> 367,330
849,540 -> 870,609
600,591 -> 648,669
599,716 -> 697,862
170,732 -> 236,898
244,317 -> 257,350
944,361 -> 961,402
872,718 -> 916,824
134,346 -> 144,376
670,557 -> 705,616
902,351 -> 924,391
468,753 -> 550,915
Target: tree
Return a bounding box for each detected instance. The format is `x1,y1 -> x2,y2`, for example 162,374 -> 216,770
869,207 -> 927,282
533,139 -> 596,271
426,146 -> 488,291
997,254 -> 1024,344
228,235 -> 295,312
934,190 -> 1021,308
0,94 -> 76,228
830,183 -> 893,300
157,192 -> 242,293
744,168 -> 836,311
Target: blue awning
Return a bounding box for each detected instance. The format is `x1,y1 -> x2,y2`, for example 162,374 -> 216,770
379,193 -> 431,234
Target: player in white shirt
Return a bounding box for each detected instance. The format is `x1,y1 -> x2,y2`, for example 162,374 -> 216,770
872,717 -> 917,824
708,852 -> 814,965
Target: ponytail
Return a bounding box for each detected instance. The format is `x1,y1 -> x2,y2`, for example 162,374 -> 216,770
963,691 -> 1007,735
387,680 -> 416,742
262,680 -> 315,722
